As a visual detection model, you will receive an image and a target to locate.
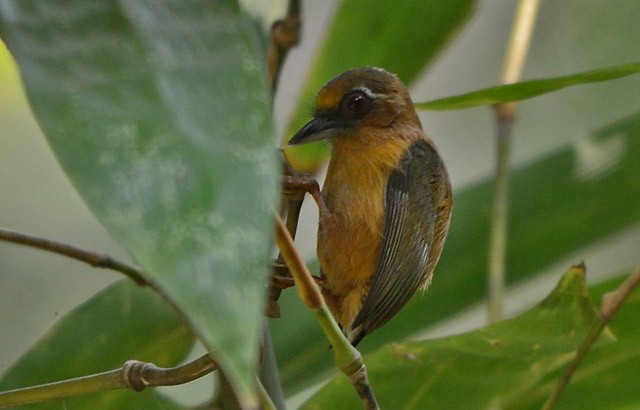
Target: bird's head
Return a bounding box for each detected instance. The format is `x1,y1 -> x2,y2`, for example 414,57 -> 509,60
288,67 -> 421,146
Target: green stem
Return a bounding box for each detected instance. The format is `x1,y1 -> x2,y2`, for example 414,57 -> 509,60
488,119 -> 512,322
259,323 -> 286,409
0,354 -> 217,408
274,214 -> 379,409
488,0 -> 540,323
0,369 -> 123,408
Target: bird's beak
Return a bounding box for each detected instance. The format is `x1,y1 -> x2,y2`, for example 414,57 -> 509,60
288,117 -> 344,146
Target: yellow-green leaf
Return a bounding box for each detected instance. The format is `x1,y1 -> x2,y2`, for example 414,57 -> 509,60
416,63 -> 640,110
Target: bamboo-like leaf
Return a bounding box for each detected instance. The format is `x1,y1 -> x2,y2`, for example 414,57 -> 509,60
415,63 -> 640,110
0,0 -> 277,402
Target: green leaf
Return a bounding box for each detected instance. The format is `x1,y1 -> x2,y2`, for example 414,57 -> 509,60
283,0 -> 476,172
302,265 -> 614,409
415,63 -> 640,110
511,272 -> 640,410
0,0 -> 278,402
271,110 -> 640,394
0,281 -> 194,409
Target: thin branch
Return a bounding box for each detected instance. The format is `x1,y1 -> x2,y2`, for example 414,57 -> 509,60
267,0 -> 301,93
267,163 -> 309,318
0,354 -> 217,408
349,365 -> 378,410
274,214 -> 379,410
600,265 -> 640,322
274,213 -> 323,310
0,226 -> 152,287
488,0 -> 540,323
541,264 -> 640,410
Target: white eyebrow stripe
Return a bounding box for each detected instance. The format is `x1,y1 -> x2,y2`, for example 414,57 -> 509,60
353,86 -> 379,99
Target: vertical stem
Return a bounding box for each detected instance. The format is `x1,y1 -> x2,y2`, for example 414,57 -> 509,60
267,0 -> 301,94
488,119 -> 513,322
501,0 -> 541,86
488,0 -> 540,323
259,323 -> 285,410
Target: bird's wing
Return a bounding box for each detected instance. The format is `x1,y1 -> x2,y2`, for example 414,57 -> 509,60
349,139 -> 450,345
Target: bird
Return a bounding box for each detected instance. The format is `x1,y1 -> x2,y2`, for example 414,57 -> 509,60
288,67 -> 452,346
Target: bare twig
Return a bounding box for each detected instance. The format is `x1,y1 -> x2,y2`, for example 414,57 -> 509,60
269,166 -> 328,316
268,162 -> 309,315
349,365 -> 378,410
266,0 -> 304,318
600,265 -> 640,322
541,264 -> 640,410
488,0 -> 540,322
0,226 -> 151,287
274,214 -> 379,410
267,0 -> 301,93
0,354 -> 217,408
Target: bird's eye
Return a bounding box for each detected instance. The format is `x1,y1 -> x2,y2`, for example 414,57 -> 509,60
339,91 -> 373,119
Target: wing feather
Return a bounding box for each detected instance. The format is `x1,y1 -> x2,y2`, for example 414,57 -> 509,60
349,139 -> 450,344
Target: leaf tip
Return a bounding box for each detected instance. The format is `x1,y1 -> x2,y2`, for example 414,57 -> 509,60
571,261 -> 587,274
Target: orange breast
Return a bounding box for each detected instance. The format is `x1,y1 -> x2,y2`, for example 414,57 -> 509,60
317,133 -> 412,327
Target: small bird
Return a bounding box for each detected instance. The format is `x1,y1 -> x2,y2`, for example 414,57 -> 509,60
288,67 -> 452,345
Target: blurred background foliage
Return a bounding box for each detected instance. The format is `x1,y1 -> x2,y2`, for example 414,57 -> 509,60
1,0 -> 639,408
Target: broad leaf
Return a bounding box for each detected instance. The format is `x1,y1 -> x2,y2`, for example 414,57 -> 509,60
510,272 -> 640,410
283,0 -> 476,172
302,265 -> 614,408
0,0 -> 278,402
0,281 -> 194,409
271,110 -> 640,394
415,63 -> 640,110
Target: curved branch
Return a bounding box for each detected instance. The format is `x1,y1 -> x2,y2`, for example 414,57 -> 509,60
0,354 -> 217,408
0,226 -> 151,287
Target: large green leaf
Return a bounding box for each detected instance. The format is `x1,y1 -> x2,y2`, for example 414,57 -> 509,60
302,266 -> 615,408
0,0 -> 277,402
271,110 -> 640,393
0,281 -> 194,409
415,63 -> 640,110
508,272 -> 640,410
283,0 -> 476,172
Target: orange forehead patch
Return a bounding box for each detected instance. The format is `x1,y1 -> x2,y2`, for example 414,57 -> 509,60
315,84 -> 345,111
314,74 -> 358,110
